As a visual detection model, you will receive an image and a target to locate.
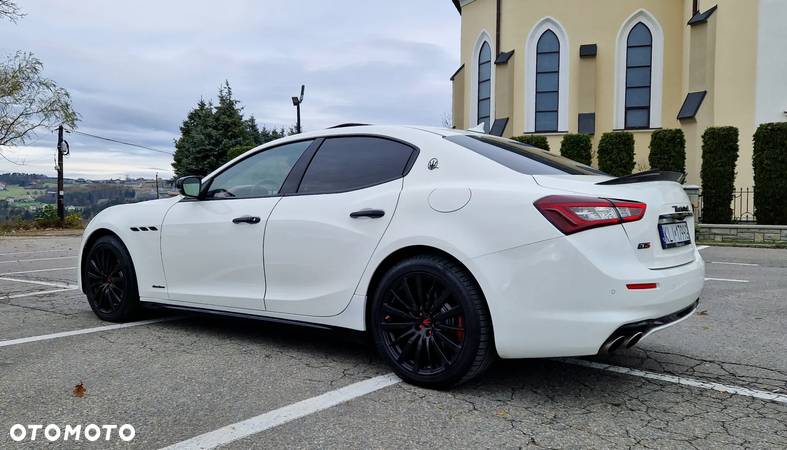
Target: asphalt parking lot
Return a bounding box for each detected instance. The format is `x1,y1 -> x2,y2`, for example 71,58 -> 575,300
1,234 -> 785,449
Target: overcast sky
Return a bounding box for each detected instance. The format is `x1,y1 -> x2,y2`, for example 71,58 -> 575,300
0,0 -> 460,179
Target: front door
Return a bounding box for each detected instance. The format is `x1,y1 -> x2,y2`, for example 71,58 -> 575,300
264,136 -> 417,316
160,139 -> 313,310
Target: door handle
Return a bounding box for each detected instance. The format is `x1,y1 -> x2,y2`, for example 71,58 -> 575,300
232,215 -> 261,224
349,209 -> 385,219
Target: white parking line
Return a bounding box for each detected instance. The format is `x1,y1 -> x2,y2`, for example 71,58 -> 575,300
696,245 -> 709,251
160,373 -> 401,450
0,317 -> 180,347
0,256 -> 77,264
0,249 -> 73,257
0,266 -> 77,276
705,277 -> 749,283
709,261 -> 759,267
561,358 -> 787,404
0,276 -> 77,289
2,287 -> 78,300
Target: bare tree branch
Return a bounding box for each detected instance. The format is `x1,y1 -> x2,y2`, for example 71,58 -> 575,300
0,0 -> 24,23
0,52 -> 79,150
0,147 -> 24,165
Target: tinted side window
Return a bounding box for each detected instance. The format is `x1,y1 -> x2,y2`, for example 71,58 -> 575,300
298,137 -> 414,194
205,140 -> 312,199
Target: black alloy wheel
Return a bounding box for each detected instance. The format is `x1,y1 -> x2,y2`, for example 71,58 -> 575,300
84,235 -> 139,322
371,255 -> 495,388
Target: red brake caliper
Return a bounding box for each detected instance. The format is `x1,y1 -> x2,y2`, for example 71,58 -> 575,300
456,316 -> 465,341
419,318 -> 432,336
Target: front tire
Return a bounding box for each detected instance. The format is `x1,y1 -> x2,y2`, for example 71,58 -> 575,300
83,235 -> 140,322
370,255 -> 495,389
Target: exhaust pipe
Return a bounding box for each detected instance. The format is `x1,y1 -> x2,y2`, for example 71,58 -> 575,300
600,330 -> 646,354
624,331 -> 644,348
600,335 -> 626,354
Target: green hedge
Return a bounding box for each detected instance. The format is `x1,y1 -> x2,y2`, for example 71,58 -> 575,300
560,134 -> 593,165
597,132 -> 635,176
512,135 -> 550,151
0,205 -> 83,232
753,122 -> 787,225
701,127 -> 739,224
648,129 -> 686,173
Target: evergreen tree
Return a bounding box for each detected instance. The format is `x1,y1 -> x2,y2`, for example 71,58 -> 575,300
246,115 -> 263,146
212,80 -> 253,158
173,80 -> 298,177
246,118 -> 294,147
172,99 -> 217,177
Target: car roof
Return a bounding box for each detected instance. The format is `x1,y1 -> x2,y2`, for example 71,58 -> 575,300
278,124 -> 478,142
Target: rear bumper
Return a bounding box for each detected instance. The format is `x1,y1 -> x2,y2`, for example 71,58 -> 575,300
470,226 -> 705,359
598,299 -> 699,354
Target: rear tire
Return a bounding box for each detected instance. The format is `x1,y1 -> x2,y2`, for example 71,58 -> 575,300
83,235 -> 140,322
370,255 -> 495,389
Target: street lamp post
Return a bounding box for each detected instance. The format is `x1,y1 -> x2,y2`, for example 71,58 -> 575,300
292,85 -> 305,134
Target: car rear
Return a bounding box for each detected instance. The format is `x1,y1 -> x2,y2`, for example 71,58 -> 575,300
444,133 -> 704,359
532,174 -> 698,270
530,174 -> 703,352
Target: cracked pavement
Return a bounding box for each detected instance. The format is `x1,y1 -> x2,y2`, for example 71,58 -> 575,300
0,236 -> 785,448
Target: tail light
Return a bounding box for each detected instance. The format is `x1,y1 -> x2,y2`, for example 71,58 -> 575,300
534,195 -> 646,235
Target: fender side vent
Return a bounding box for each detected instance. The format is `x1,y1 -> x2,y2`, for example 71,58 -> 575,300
131,226 -> 159,232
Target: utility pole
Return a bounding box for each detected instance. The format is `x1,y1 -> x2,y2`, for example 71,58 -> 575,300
296,101 -> 301,134
56,125 -> 65,223
155,172 -> 160,199
292,85 -> 305,134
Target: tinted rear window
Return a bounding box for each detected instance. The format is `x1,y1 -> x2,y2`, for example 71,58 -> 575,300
445,134 -> 606,176
298,137 -> 415,194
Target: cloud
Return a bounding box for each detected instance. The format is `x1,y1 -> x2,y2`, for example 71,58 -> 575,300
0,0 -> 460,179
0,145 -> 173,180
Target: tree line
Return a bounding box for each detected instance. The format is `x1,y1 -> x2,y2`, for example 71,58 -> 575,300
172,81 -> 296,177
0,172 -> 48,185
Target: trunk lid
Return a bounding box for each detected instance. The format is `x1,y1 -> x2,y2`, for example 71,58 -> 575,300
533,175 -> 696,269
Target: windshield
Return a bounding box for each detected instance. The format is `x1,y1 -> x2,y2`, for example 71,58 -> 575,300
445,134 -> 607,176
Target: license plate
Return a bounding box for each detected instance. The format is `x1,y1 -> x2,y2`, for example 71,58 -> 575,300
658,222 -> 691,249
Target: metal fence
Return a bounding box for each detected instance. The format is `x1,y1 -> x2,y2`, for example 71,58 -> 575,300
695,187 -> 756,224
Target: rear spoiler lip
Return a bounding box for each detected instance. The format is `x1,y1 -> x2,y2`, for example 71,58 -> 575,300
596,170 -> 685,186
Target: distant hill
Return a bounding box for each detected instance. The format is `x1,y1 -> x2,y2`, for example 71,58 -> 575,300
0,173 -> 49,186
0,173 -> 177,223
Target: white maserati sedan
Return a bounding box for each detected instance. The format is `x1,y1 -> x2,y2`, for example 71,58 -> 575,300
79,125 -> 704,388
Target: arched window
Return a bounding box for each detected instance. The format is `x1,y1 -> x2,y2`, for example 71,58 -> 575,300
525,17 -> 569,133
624,22 -> 653,129
535,30 -> 560,132
477,41 -> 492,132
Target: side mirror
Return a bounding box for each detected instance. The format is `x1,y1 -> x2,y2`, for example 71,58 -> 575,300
175,176 -> 202,198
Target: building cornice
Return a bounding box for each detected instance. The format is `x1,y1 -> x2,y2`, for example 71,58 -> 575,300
494,50 -> 514,65
688,5 -> 718,25
449,64 -> 465,81
453,0 -> 478,13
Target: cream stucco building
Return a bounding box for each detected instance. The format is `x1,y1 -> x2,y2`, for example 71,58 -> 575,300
449,0 -> 787,188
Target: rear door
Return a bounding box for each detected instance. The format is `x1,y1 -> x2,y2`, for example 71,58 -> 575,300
264,136 -> 417,317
